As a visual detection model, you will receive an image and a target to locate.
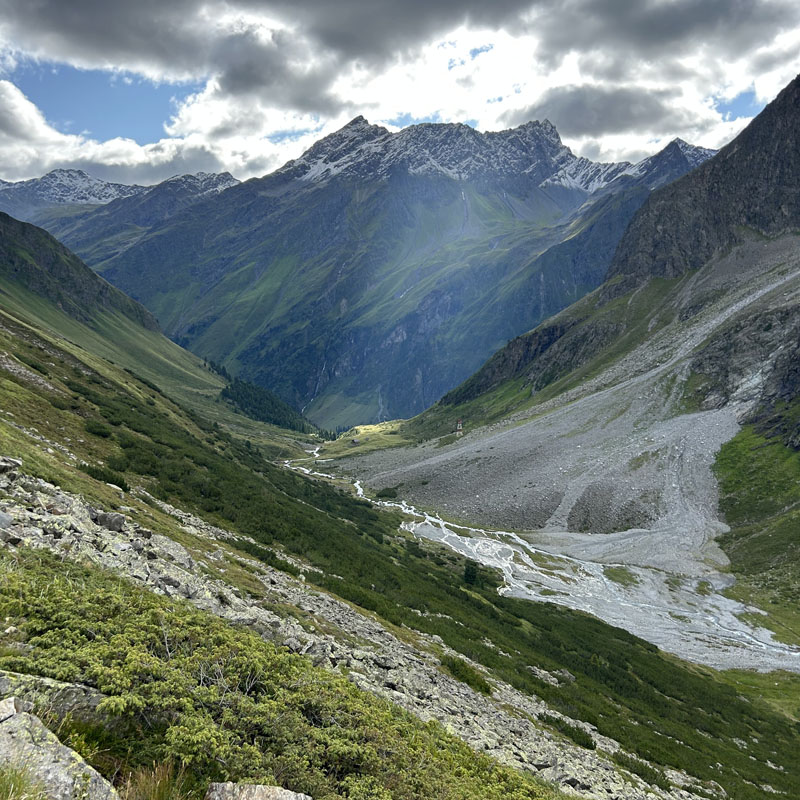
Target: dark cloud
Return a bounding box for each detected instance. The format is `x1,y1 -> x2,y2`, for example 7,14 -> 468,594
68,146 -> 232,185
1,0 -> 798,124
501,84 -> 691,137
529,0 -> 800,65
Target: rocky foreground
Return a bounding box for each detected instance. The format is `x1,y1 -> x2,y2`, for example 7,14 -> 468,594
0,456 -> 706,800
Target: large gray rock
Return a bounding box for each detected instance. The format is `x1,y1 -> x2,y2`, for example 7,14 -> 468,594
0,697 -> 119,800
205,784 -> 312,800
0,669 -> 106,724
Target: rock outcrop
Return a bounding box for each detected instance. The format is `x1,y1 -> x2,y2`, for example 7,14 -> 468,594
0,696 -> 119,800
205,784 -> 312,800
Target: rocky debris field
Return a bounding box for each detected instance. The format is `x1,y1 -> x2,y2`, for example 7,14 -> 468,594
339,238 -> 800,673
0,455 -> 703,800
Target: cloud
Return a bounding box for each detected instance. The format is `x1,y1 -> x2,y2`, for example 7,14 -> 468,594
0,1 -> 799,180
501,84 -> 692,137
528,0 -> 800,65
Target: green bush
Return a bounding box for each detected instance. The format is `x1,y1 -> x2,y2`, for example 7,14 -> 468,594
85,418 -> 112,438
440,655 -> 492,695
0,549 -> 557,800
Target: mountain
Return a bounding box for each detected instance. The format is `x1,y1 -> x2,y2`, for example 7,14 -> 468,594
345,75 -> 800,702
0,169 -> 147,223
40,171 -> 240,267
48,118 -> 713,428
2,212 -> 799,800
0,212 -> 313,452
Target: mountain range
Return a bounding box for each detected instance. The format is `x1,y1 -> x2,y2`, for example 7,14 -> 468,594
28,120 -> 714,428
1,72 -> 800,800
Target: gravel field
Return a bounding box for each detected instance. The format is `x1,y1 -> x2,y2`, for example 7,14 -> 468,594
328,239 -> 800,672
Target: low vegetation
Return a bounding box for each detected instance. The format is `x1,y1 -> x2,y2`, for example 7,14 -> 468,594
1,308 -> 799,800
0,549 -> 561,800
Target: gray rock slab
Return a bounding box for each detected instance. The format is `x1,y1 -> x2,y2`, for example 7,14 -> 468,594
0,702 -> 118,800
205,784 -> 312,800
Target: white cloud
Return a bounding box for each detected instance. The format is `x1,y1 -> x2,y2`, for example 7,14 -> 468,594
0,1 -> 798,181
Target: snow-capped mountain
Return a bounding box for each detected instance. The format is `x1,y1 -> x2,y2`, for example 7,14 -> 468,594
621,139 -> 717,188
539,157 -> 633,193
155,172 -> 240,198
0,169 -> 146,207
0,169 -> 240,228
282,116 -> 716,201
284,116 -> 578,184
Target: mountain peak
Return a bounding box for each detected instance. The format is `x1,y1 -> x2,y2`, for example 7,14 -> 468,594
0,169 -> 146,214
286,116 -> 581,184
608,72 -> 800,286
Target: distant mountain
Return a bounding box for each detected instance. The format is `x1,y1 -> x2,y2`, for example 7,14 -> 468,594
0,169 -> 146,222
42,118 -> 713,428
421,74 -> 800,456
41,171 -> 240,267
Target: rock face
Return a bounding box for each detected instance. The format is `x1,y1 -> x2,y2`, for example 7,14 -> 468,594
608,73 -> 800,290
0,696 -> 119,800
0,460 -> 701,800
205,784 -> 312,800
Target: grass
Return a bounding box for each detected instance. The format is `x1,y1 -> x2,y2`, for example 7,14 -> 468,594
0,766 -> 48,800
713,424 -> 800,641
321,419 -> 412,459
603,566 -> 640,588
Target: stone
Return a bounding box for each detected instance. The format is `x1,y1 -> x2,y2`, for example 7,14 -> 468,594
0,456 -> 22,474
205,784 -> 312,800
0,704 -> 119,799
0,511 -> 12,529
0,528 -> 22,546
0,670 -> 107,725
96,512 -> 126,532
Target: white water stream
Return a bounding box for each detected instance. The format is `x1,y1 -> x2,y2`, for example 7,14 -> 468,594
287,447 -> 800,673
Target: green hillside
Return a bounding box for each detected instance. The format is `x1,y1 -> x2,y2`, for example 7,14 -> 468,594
1,216 -> 799,800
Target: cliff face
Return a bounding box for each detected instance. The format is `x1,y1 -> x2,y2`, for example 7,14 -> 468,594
607,74 -> 800,289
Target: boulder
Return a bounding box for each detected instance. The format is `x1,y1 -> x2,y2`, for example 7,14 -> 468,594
0,697 -> 119,799
95,511 -> 126,532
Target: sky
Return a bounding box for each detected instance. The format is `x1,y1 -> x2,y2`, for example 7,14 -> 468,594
0,0 -> 799,185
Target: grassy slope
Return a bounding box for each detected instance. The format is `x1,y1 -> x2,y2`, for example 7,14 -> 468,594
714,424 -> 800,646
0,280 -> 310,459
1,304 -> 799,799
0,549 -> 563,800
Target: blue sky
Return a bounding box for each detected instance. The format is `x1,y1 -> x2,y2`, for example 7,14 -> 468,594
10,61 -> 200,145
0,0 -> 798,183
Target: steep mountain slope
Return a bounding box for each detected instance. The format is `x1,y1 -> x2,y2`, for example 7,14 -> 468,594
341,75 -> 800,676
0,212 -> 313,453
1,214 -> 799,800
61,119 -> 712,428
0,169 -> 146,223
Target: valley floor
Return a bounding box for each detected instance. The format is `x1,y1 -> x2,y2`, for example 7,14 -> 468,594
333,237 -> 800,673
